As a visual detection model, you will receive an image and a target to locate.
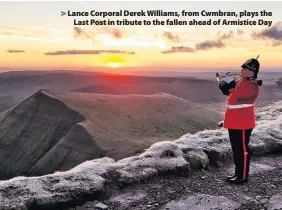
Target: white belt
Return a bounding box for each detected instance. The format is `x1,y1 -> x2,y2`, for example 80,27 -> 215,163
226,104 -> 253,109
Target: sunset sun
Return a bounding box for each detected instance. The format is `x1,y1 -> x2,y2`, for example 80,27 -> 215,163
105,55 -> 124,68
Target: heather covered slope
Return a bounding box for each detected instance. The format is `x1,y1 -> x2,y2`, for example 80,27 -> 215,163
0,90 -> 222,179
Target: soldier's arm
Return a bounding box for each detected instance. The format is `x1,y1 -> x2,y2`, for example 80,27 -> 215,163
218,80 -> 236,96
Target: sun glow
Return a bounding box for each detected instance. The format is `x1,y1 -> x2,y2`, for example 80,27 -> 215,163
107,62 -> 123,68
105,55 -> 124,68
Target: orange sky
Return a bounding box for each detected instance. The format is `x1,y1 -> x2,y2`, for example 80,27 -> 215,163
0,1 -> 282,71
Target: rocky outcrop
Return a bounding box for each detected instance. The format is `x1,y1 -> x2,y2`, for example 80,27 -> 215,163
0,158 -> 113,210
0,100 -> 281,209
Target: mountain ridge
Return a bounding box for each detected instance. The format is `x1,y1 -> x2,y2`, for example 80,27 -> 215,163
0,89 -> 222,179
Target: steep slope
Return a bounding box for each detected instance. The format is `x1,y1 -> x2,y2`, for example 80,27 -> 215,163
0,90 -> 103,179
0,90 -> 222,179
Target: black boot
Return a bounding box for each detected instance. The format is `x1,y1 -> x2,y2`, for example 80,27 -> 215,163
228,177 -> 248,184
226,174 -> 236,181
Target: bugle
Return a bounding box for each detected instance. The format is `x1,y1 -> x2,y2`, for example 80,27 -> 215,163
216,72 -> 241,83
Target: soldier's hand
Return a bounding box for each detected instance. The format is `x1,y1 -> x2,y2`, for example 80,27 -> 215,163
229,88 -> 235,93
218,121 -> 224,127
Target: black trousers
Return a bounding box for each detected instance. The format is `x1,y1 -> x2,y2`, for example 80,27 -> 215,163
228,129 -> 253,179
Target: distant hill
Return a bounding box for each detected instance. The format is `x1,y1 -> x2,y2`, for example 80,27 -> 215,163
0,70 -> 281,113
0,71 -> 217,112
72,85 -> 118,94
0,90 -> 223,179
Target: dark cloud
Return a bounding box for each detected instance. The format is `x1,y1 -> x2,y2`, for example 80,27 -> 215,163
162,32 -> 180,43
44,50 -> 135,56
162,39 -> 225,54
252,22 -> 282,42
7,49 -> 26,53
195,40 -> 225,50
161,46 -> 195,54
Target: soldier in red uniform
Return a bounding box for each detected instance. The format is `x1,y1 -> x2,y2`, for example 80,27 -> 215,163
218,57 -> 261,184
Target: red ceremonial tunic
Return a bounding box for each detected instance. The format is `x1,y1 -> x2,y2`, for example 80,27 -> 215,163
223,79 -> 259,129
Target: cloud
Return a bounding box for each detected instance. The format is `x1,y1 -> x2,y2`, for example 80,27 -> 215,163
44,50 -> 135,56
161,38 -> 226,54
195,40 -> 225,50
218,30 -> 234,40
102,28 -> 125,39
7,49 -> 26,53
272,41 -> 282,46
0,25 -> 66,42
161,46 -> 195,54
73,27 -> 95,40
216,29 -> 245,41
73,26 -> 126,41
162,32 -> 180,43
252,22 -> 282,45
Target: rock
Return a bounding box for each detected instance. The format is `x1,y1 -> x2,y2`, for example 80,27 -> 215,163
266,193 -> 282,210
227,162 -> 276,177
255,195 -> 262,200
249,163 -> 276,175
116,141 -> 190,184
95,203 -> 108,210
260,198 -> 268,204
0,158 -> 112,209
182,149 -> 209,170
167,189 -> 176,194
109,191 -> 147,208
160,194 -> 240,210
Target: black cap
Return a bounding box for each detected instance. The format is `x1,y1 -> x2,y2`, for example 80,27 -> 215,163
241,56 -> 260,79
